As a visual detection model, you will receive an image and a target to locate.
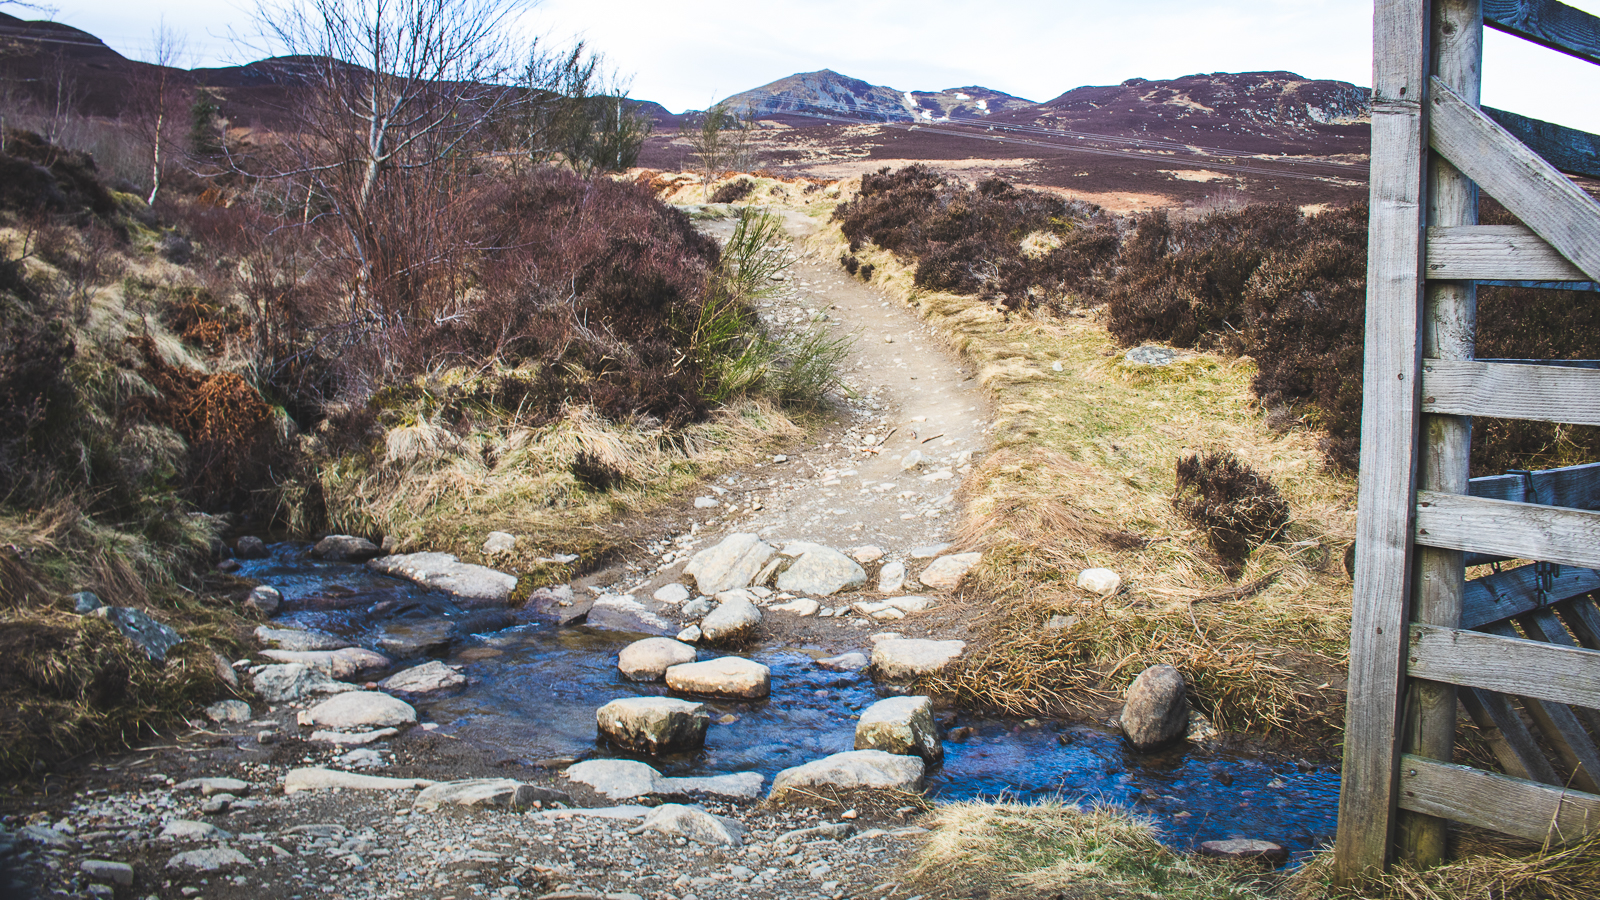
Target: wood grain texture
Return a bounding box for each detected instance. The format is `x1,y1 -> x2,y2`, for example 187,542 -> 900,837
1416,490 -> 1600,568
1518,609 -> 1600,736
1409,622 -> 1600,711
1479,620 -> 1600,793
1469,460 -> 1600,506
1461,563 -> 1600,627
1460,687 -> 1564,784
1426,225 -> 1589,280
1429,77 -> 1600,282
1483,0 -> 1600,66
1397,754 -> 1600,843
1336,0 -> 1431,879
1485,106 -> 1600,180
1560,596 -> 1600,649
1421,359 -> 1600,425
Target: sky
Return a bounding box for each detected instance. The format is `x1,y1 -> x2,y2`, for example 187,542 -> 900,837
35,0 -> 1600,132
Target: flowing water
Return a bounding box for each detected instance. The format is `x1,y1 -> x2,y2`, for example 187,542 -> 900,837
240,543 -> 1339,860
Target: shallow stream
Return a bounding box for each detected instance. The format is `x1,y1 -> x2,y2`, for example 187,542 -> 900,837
239,543 -> 1339,860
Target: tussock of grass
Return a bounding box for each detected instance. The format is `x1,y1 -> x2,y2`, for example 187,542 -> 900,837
810,203 -> 1354,739
909,800 -> 1262,900
1287,833 -> 1600,900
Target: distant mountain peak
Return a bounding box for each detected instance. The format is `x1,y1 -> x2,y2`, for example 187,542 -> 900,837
719,70 -> 1034,124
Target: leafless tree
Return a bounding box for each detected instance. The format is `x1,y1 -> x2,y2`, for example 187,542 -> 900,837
130,20 -> 188,204
683,101 -> 752,198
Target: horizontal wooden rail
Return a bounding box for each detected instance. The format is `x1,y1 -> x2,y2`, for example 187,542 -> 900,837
1398,754 -> 1600,843
1421,359 -> 1600,425
1485,106 -> 1600,181
1484,0 -> 1600,67
1426,225 -> 1589,281
1408,622 -> 1600,710
1430,78 -> 1600,283
1469,459 -> 1600,505
1416,490 -> 1600,568
1461,563 -> 1600,628
1479,280 -> 1600,292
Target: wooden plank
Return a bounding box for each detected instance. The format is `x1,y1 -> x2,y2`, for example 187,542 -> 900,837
1409,623 -> 1600,712
1429,77 -> 1600,283
1426,225 -> 1589,280
1421,359 -> 1600,425
1483,0 -> 1600,66
1397,754 -> 1600,843
1469,460 -> 1600,507
1485,106 -> 1600,181
1417,490 -> 1600,569
1446,621 -> 1600,792
1518,609 -> 1600,735
1462,563 -> 1600,627
1479,280 -> 1600,291
1560,596 -> 1600,648
1461,687 -> 1564,784
1335,0 -> 1432,879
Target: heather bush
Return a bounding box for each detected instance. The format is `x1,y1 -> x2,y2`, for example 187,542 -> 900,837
1174,450 -> 1290,576
710,177 -> 755,203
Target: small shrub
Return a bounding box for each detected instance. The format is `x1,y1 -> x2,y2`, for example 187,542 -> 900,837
571,450 -> 627,492
858,262 -> 874,281
841,254 -> 859,275
710,177 -> 755,203
1174,451 -> 1289,576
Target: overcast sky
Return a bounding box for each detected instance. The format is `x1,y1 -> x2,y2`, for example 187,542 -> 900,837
39,0 -> 1600,131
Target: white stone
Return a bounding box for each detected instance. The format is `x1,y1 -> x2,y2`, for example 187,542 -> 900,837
676,625 -> 702,643
877,561 -> 906,593
296,691 -> 417,729
165,848 -> 252,871
872,639 -> 966,679
175,777 -> 250,796
1077,568 -> 1122,596
665,657 -> 771,699
618,638 -> 698,681
694,496 -> 720,508
699,596 -> 762,645
254,626 -> 349,652
909,544 -> 950,559
769,750 -> 925,803
816,652 -> 870,671
565,759 -> 661,800
852,602 -> 904,620
899,450 -> 923,471
918,552 -> 982,590
482,531 -> 516,554
367,552 -> 516,604
413,779 -> 554,811
261,647 -> 391,680
769,598 -> 820,616
849,546 -> 885,564
161,820 -> 231,841
774,542 -> 868,596
379,660 -> 466,694
682,533 -> 775,594
856,696 -> 944,764
308,728 -> 398,746
204,700 -> 251,723
250,663 -> 357,703
629,804 -> 745,846
597,697 -> 709,754
884,595 -> 933,613
282,768 -> 435,793
653,583 -> 691,604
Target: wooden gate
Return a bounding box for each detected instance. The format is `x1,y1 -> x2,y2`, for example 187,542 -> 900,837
1336,0 -> 1600,880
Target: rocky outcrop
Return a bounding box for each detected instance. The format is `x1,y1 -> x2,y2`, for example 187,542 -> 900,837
665,657 -> 771,699
769,750 -> 925,804
1120,664 -> 1189,751
855,696 -> 943,765
596,697 -> 710,754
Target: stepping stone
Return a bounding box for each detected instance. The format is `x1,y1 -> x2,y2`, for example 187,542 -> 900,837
699,596 -> 762,645
596,697 -> 709,754
769,750 -> 925,804
871,639 -> 966,679
682,533 -> 775,594
296,691 -> 417,729
856,696 -> 943,765
665,657 -> 771,699
379,660 -> 466,694
368,552 -> 516,604
773,542 -> 868,596
618,638 -> 697,681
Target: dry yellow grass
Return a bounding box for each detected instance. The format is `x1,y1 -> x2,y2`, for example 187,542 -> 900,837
805,193 -> 1356,740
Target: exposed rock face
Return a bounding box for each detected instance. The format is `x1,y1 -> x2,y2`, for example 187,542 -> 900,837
250,663 -> 357,702
1077,567 -> 1122,595
682,533 -> 775,594
296,691 -> 417,730
629,804 -> 745,846
311,534 -> 383,562
413,779 -> 566,811
855,696 -> 944,765
664,657 -> 771,699
871,638 -> 966,679
596,697 -> 710,754
368,552 -> 516,605
917,552 -> 981,590
773,542 -> 868,596
769,750 -> 926,803
260,647 -> 392,679
91,606 -> 184,661
379,660 -> 467,694
617,638 -> 697,681
1120,663 -> 1189,751
698,596 -> 762,645
254,626 -> 350,652
585,594 -> 676,636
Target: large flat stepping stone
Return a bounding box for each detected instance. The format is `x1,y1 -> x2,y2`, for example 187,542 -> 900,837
296,691 -> 417,729
699,596 -> 761,646
597,697 -> 709,754
564,759 -> 763,801
413,779 -> 570,811
260,647 -> 391,679
618,638 -> 697,681
683,533 -> 775,594
773,542 -> 867,596
665,657 -> 771,699
871,639 -> 966,679
368,552 -> 516,605
379,660 -> 467,694
255,626 -> 350,652
856,695 -> 943,765
283,768 -> 435,793
585,594 -> 675,636
769,750 -> 925,804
